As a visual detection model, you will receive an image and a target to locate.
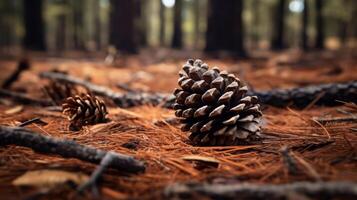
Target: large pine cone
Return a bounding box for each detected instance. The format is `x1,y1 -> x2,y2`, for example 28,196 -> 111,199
173,59 -> 262,146
62,94 -> 108,130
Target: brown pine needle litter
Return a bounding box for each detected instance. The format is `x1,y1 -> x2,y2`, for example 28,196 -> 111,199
0,56 -> 357,199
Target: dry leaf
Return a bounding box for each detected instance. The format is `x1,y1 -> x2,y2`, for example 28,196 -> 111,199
182,155 -> 220,169
12,170 -> 89,188
5,105 -> 24,115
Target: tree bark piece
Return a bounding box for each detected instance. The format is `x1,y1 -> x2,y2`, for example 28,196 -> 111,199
164,182 -> 357,200
0,126 -> 145,173
40,72 -> 357,108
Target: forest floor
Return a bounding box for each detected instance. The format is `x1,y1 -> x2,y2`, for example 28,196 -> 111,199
0,49 -> 356,199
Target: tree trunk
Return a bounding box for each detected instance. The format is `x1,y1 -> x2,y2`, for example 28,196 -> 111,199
301,0 -> 309,50
193,0 -> 200,49
205,0 -> 246,56
56,14 -> 66,52
109,0 -> 137,53
0,1 -> 16,50
159,0 -> 166,46
251,0 -> 260,48
94,0 -> 101,50
271,0 -> 286,50
171,0 -> 183,48
352,1 -> 357,49
338,19 -> 347,47
137,0 -> 147,47
23,0 -> 45,51
315,0 -> 324,49
72,0 -> 84,49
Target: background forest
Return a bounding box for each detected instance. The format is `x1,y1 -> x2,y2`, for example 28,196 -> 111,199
0,0 -> 356,56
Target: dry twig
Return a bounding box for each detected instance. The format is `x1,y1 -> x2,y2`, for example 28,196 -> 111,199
280,146 -> 299,175
1,58 -> 30,89
77,151 -> 118,197
313,116 -> 357,124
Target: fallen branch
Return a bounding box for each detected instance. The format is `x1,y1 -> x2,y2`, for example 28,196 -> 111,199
0,89 -> 52,106
40,72 -> 168,108
0,126 -> 145,173
252,81 -> 357,107
40,72 -> 357,108
164,181 -> 357,200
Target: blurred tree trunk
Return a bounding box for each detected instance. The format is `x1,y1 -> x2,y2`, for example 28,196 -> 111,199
338,20 -> 347,46
271,0 -> 286,50
159,0 -> 165,46
171,0 -> 183,48
0,1 -> 16,50
23,0 -> 45,51
252,0 -> 260,48
137,0 -> 147,46
0,17 -> 10,49
72,0 -> 84,49
109,0 -> 137,53
352,2 -> 357,49
205,0 -> 246,56
94,0 -> 101,50
56,15 -> 66,51
301,0 -> 309,50
315,0 -> 324,49
193,0 -> 200,49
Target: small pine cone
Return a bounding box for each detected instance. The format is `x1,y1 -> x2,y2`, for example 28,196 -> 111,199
173,59 -> 263,146
62,94 -> 108,130
43,80 -> 77,105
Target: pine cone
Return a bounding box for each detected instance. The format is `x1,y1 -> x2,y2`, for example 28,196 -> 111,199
43,80 -> 77,105
62,94 -> 108,130
173,59 -> 262,146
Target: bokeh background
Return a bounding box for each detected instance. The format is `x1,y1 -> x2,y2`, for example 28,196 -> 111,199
0,0 -> 356,56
